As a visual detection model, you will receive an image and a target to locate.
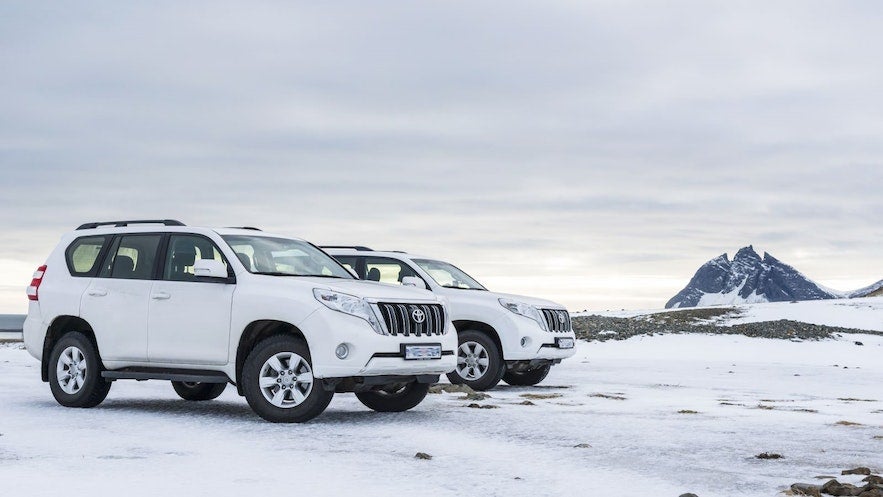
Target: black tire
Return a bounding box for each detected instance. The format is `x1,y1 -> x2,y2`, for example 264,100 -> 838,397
172,381 -> 227,401
445,330 -> 505,391
242,335 -> 333,423
48,332 -> 111,408
355,382 -> 430,412
503,364 -> 552,386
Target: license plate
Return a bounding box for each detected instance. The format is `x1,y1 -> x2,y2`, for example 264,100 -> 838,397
403,344 -> 442,360
556,337 -> 575,349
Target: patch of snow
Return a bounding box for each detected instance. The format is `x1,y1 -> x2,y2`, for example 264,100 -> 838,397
722,297 -> 883,332
1,334 -> 882,496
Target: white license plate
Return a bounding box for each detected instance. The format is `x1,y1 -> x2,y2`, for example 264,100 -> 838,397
556,338 -> 575,349
404,344 -> 442,360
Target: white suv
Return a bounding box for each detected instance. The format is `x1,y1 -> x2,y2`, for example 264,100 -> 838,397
23,220 -> 456,423
325,247 -> 576,390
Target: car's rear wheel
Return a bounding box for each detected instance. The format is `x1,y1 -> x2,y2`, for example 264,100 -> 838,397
355,381 -> 430,412
503,364 -> 552,386
48,332 -> 111,408
242,335 -> 333,423
172,381 -> 227,401
446,330 -> 505,391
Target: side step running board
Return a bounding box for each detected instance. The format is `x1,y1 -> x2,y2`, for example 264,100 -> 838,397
102,368 -> 230,384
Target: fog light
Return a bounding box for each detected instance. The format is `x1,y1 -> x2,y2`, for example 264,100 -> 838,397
520,337 -> 529,347
335,343 -> 349,359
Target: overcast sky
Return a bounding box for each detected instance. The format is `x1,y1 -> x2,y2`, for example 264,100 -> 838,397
1,1 -> 882,314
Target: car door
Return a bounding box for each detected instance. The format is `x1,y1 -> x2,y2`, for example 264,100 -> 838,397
147,234 -> 234,365
80,234 -> 162,362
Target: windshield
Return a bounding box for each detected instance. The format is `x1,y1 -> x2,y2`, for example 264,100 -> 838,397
412,259 -> 487,290
222,235 -> 353,279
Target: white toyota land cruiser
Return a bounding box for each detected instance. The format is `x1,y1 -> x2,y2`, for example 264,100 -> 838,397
325,247 -> 576,391
23,220 -> 456,423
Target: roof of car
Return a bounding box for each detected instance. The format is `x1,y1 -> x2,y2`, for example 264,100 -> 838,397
69,223 -> 305,241
323,247 -> 437,260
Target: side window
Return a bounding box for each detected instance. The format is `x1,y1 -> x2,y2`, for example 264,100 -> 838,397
164,235 -> 229,282
363,257 -> 421,285
333,256 -> 361,277
65,236 -> 109,277
99,234 -> 162,280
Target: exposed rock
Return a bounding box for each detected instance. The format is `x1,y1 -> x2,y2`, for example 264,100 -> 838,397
791,483 -> 821,496
755,452 -> 783,460
678,494 -> 699,497
590,393 -> 627,400
520,393 -> 562,400
843,468 -> 872,476
517,400 -> 535,406
820,479 -> 862,496
856,341 -> 865,346
460,392 -> 491,401
836,420 -> 864,426
429,384 -> 476,395
573,443 -> 592,448
678,410 -> 699,414
571,313 -> 880,343
414,452 -> 432,460
465,403 -> 498,409
863,476 -> 883,485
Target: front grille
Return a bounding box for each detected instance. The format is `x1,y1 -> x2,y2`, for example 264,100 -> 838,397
541,309 -> 572,333
376,303 -> 446,337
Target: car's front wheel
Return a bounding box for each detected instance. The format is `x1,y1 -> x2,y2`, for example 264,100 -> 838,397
48,332 -> 112,408
503,364 -> 552,386
446,330 -> 505,391
172,381 -> 227,401
242,335 -> 333,423
355,382 -> 430,412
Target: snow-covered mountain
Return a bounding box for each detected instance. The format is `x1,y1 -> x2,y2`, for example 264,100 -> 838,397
666,246 -> 882,308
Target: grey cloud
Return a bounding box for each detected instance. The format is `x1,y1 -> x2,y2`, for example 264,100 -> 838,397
1,1 -> 882,312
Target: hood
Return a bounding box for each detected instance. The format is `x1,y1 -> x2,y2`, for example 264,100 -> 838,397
300,277 -> 440,302
445,288 -> 564,310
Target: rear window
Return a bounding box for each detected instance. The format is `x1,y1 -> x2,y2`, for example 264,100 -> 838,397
65,236 -> 110,277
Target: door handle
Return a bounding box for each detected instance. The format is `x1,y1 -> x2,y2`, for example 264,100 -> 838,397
151,292 -> 171,300
87,288 -> 107,297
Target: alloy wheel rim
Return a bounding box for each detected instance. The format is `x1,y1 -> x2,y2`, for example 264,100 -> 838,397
258,352 -> 314,408
56,346 -> 87,395
456,341 -> 489,380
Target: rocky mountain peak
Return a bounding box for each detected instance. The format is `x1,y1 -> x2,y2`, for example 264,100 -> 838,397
666,246 -> 840,308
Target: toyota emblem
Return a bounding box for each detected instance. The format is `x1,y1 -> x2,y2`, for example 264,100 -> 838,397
411,308 -> 426,323
557,311 -> 566,324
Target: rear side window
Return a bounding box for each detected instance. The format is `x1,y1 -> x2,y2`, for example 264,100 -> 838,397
99,234 -> 162,280
65,236 -> 109,277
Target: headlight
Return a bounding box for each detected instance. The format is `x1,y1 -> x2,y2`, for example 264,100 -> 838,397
313,289 -> 386,335
499,298 -> 548,331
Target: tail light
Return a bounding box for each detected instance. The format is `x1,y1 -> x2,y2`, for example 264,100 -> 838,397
27,265 -> 47,301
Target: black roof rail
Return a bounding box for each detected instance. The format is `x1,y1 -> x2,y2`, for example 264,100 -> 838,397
76,219 -> 186,230
225,226 -> 262,231
320,245 -> 374,251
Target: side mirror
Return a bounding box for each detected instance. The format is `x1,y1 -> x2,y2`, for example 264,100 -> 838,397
193,259 -> 230,281
402,276 -> 427,289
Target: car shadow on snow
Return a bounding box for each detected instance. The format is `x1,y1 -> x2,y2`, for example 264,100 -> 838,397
30,398 -> 438,425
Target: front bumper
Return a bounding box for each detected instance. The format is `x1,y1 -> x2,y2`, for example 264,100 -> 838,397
501,314 -> 578,361
300,306 -> 458,379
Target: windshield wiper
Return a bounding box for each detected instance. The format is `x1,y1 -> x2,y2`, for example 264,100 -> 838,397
441,285 -> 486,291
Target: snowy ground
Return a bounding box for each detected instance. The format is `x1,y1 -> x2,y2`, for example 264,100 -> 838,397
1,334 -> 881,497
